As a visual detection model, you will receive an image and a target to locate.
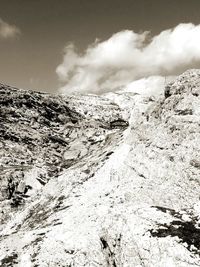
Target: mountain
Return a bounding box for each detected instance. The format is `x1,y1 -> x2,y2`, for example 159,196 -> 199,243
0,69 -> 200,266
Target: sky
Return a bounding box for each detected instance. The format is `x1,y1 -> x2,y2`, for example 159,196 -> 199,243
1,0 -> 200,94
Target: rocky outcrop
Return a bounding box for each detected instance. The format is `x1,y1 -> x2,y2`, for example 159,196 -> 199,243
0,69 -> 200,266
0,84 -> 127,223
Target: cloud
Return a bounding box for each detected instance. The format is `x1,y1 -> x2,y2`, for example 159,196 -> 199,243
56,23 -> 200,95
123,76 -> 176,96
0,18 -> 21,39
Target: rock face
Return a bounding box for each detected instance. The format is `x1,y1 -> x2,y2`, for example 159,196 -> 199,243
0,69 -> 200,266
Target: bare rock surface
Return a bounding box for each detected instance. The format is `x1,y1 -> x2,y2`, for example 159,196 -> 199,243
0,69 -> 200,266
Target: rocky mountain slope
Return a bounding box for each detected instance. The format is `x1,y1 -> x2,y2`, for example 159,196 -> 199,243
0,69 -> 200,266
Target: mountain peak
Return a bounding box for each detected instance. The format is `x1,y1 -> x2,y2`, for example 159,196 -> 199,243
165,69 -> 200,98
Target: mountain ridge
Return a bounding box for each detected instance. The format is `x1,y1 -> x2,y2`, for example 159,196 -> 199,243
0,69 -> 200,266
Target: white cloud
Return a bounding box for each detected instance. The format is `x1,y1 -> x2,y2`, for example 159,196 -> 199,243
123,76 -> 176,96
0,18 -> 21,39
56,23 -> 200,95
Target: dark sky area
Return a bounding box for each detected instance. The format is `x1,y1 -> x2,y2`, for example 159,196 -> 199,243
1,0 -> 200,93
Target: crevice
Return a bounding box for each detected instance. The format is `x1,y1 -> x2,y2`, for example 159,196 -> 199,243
100,237 -> 117,267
